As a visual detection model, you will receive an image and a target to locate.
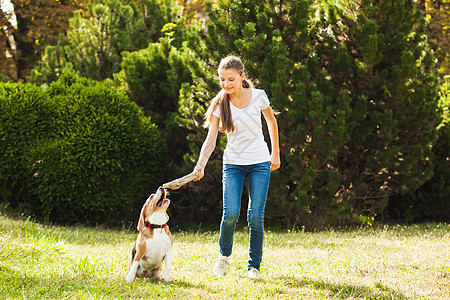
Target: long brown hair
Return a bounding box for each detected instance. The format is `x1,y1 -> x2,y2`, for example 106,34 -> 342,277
204,56 -> 253,133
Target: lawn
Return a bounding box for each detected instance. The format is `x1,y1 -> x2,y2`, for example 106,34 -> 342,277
0,213 -> 448,299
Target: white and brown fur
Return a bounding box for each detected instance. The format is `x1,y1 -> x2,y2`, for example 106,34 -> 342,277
126,187 -> 173,282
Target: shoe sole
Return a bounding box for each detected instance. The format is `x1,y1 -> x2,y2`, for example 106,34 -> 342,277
213,269 -> 226,276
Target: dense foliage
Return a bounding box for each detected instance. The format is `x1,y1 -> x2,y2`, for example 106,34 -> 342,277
175,0 -> 442,228
29,0 -> 186,84
110,34 -> 217,176
325,0 -> 442,224
0,0 -> 447,228
1,0 -> 88,80
0,74 -> 167,225
415,0 -> 450,79
389,76 -> 449,222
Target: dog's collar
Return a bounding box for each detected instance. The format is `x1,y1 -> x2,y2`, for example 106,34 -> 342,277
144,222 -> 167,229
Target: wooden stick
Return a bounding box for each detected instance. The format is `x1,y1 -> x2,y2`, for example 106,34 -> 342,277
162,173 -> 197,190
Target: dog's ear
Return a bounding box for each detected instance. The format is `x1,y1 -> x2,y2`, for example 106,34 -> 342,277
137,196 -> 151,232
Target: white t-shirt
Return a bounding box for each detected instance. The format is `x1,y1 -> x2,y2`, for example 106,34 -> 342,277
213,88 -> 271,165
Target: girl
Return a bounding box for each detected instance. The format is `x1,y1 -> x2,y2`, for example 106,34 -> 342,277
193,56 -> 280,279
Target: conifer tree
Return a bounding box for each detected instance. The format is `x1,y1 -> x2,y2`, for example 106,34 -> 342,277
324,0 -> 441,223
178,0 -> 441,227
389,76 -> 449,221
29,0 -> 185,84
108,21 -> 218,187
180,0 -> 347,227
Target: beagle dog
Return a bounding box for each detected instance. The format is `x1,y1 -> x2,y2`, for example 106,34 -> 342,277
126,187 -> 173,283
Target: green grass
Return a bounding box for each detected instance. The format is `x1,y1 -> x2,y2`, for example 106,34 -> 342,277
0,213 -> 448,299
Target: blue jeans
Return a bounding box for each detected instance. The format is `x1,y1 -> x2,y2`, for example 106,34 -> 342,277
219,161 -> 271,271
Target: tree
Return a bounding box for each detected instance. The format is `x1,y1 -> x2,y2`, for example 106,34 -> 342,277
0,4 -> 16,81
30,0 -> 186,84
177,0 -> 441,228
416,0 -> 450,80
180,0 -> 347,227
179,0 -> 206,22
29,0 -> 219,225
1,0 -> 87,81
324,0 -> 441,224
388,76 -> 449,222
109,25 -> 218,186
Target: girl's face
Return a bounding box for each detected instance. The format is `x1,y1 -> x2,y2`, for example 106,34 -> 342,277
219,68 -> 244,95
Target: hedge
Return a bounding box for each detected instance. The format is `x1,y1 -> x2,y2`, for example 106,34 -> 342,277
0,74 -> 167,225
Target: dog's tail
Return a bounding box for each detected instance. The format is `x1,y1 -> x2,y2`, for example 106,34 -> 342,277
127,244 -> 137,272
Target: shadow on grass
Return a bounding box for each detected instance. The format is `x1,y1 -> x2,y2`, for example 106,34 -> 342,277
0,267 -> 217,299
272,275 -> 409,300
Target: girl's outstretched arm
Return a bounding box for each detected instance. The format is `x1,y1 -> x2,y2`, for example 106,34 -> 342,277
193,115 -> 220,180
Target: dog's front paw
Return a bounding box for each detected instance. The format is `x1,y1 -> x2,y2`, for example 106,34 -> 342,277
162,275 -> 170,282
126,273 -> 135,283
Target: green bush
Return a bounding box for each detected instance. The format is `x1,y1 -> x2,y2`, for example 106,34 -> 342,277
0,83 -> 59,209
0,74 -> 167,225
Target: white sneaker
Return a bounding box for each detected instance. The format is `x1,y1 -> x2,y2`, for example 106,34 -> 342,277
248,267 -> 260,279
213,255 -> 230,276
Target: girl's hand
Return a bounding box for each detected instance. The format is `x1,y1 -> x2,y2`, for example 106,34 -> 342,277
270,154 -> 281,171
193,165 -> 205,181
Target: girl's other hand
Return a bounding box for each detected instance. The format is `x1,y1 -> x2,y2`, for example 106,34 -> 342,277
270,154 -> 281,171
